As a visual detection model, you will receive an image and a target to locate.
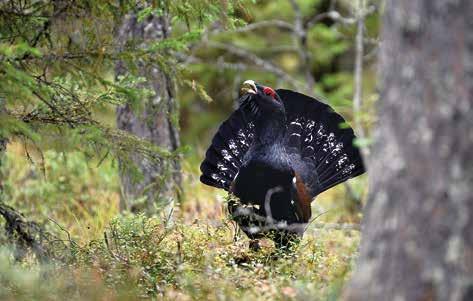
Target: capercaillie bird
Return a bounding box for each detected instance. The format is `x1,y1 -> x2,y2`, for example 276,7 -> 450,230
200,80 -> 365,249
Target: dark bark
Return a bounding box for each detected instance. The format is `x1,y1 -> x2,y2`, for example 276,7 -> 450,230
0,98 -> 6,199
115,14 -> 181,214
0,202 -> 50,263
344,1 -> 473,300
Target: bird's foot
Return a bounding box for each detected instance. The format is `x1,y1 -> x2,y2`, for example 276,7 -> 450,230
249,239 -> 261,251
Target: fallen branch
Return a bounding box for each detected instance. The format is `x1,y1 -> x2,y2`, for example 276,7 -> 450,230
0,202 -> 51,263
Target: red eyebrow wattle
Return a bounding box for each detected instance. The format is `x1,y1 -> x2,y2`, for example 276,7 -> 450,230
263,86 -> 275,97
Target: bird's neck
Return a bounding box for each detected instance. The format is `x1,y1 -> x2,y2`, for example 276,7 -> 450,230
254,113 -> 286,146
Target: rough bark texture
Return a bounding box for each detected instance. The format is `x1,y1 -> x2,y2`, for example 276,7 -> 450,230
345,1 -> 473,300
116,14 -> 181,214
0,98 -> 6,195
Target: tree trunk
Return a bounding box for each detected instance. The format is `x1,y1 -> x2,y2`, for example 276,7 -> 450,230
0,98 -> 6,195
344,1 -> 473,300
115,14 -> 181,215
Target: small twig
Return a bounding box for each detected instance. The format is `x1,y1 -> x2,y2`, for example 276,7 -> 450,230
310,222 -> 360,231
206,41 -> 305,91
31,91 -> 76,128
306,3 -> 376,29
304,208 -> 333,231
104,231 -> 129,263
48,217 -> 79,248
229,20 -> 294,33
96,150 -> 110,167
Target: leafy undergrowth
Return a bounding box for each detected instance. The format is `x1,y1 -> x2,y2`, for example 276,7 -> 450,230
0,214 -> 359,300
1,142 -> 120,242
0,144 -> 364,300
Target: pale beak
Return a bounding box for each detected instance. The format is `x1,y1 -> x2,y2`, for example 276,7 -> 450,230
240,80 -> 257,95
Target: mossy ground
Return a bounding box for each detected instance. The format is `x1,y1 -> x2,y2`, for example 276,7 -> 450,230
0,143 -> 364,300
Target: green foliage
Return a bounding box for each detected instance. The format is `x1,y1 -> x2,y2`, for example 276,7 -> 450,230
0,142 -> 366,299
0,0 -> 378,299
1,144 -> 119,239
0,213 -> 360,300
179,0 -> 380,152
0,0 -> 247,171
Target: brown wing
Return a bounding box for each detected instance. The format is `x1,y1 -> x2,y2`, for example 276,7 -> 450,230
293,172 -> 312,223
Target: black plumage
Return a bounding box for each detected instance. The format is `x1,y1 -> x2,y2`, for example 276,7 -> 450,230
200,81 -> 365,248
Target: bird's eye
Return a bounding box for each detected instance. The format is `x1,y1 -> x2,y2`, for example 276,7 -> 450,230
263,87 -> 276,98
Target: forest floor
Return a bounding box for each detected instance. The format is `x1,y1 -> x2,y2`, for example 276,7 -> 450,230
0,143 -> 364,300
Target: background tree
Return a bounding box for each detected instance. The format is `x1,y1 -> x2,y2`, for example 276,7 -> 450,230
115,11 -> 181,214
0,97 -> 6,199
345,1 -> 473,300
0,1 -> 385,299
0,0 -> 242,216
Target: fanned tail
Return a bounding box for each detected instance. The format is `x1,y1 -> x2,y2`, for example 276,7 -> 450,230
278,89 -> 365,197
200,100 -> 256,191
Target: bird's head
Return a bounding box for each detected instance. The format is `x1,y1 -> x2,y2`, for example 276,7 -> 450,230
239,80 -> 284,117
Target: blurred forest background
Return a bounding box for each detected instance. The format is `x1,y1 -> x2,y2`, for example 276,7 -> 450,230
0,0 -> 380,299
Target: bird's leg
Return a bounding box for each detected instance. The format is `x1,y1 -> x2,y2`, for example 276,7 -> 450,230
274,232 -> 300,253
249,239 -> 261,251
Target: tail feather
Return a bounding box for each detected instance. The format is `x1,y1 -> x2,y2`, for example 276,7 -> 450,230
200,106 -> 255,191
287,120 -> 303,150
277,89 -> 365,197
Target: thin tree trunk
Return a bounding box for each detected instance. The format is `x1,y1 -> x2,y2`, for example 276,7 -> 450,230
353,0 -> 366,144
345,1 -> 473,300
0,98 -> 6,195
115,14 -> 181,215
